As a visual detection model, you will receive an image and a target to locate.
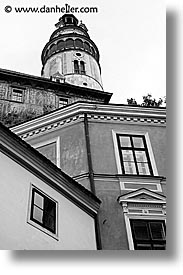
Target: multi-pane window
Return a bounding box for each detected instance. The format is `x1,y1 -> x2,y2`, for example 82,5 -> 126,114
116,134 -> 153,175
58,97 -> 68,108
74,60 -> 86,74
130,220 -> 166,250
30,188 -> 56,234
12,88 -> 24,102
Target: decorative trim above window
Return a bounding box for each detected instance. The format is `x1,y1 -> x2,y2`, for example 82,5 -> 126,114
112,130 -> 158,176
27,184 -> 58,239
118,188 -> 166,250
119,176 -> 163,192
33,137 -> 60,168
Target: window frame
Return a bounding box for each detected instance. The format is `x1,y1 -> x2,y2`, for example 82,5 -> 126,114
27,184 -> 58,240
125,215 -> 166,250
112,130 -> 158,176
116,134 -> 153,176
130,219 -> 166,250
30,188 -> 56,234
11,87 -> 24,103
74,60 -> 80,74
73,60 -> 86,75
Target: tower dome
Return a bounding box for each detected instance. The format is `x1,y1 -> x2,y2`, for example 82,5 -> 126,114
41,14 -> 103,91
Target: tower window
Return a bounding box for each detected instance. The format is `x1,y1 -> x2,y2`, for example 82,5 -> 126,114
30,188 -> 56,234
80,61 -> 86,74
57,40 -> 64,50
116,134 -> 153,175
74,60 -> 80,74
49,44 -> 56,55
130,220 -> 166,250
74,60 -> 86,74
65,17 -> 73,24
75,39 -> 84,49
66,38 -> 74,49
84,42 -> 90,52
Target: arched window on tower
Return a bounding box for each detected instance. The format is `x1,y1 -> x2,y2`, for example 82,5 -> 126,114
74,60 -> 79,74
80,61 -> 86,74
75,39 -> 84,49
84,42 -> 90,52
66,39 -> 74,49
57,40 -> 64,51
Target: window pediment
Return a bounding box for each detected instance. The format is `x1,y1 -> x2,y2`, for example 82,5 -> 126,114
118,188 -> 166,204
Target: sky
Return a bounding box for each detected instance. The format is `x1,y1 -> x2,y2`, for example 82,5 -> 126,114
0,0 -> 165,104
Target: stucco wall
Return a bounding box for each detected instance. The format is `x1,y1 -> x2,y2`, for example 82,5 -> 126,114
0,152 -> 96,250
88,120 -> 166,250
42,51 -> 103,90
88,121 -> 166,177
29,122 -> 88,177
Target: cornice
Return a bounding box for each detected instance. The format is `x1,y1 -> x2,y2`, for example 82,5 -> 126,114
11,102 -> 166,139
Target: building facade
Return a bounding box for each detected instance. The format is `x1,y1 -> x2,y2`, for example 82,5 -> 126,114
0,122 -> 100,250
0,14 -> 166,250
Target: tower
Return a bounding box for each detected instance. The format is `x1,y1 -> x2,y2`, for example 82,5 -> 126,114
41,14 -> 103,91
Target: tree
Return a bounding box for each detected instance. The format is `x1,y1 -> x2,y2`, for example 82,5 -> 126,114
141,94 -> 163,107
127,98 -> 138,105
127,94 -> 165,107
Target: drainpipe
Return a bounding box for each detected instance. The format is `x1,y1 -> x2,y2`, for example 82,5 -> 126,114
84,113 -> 102,250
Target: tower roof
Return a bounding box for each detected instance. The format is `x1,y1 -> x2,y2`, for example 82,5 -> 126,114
41,14 -> 100,66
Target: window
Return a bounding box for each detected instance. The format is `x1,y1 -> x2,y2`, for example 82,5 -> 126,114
59,97 -> 68,108
30,188 -> 56,234
74,60 -> 79,74
12,88 -> 24,102
74,60 -> 86,74
80,61 -> 86,74
65,38 -> 74,48
130,219 -> 166,250
75,39 -> 84,49
116,134 -> 153,175
57,40 -> 64,50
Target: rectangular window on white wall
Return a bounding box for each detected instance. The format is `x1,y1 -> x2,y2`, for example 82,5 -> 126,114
27,185 -> 58,239
112,130 -> 158,176
30,188 -> 57,234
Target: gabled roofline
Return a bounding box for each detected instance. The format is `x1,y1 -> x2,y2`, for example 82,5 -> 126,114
0,122 -> 101,217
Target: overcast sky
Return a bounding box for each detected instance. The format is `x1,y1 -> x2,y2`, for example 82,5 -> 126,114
0,0 -> 165,104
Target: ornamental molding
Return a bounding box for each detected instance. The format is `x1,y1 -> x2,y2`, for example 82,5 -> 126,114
118,188 -> 166,216
20,114 -> 84,140
11,102 -> 166,139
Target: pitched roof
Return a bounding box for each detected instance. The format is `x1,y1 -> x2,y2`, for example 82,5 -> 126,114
0,122 -> 101,216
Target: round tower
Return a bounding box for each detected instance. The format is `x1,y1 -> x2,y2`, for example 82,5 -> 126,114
41,14 -> 103,91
